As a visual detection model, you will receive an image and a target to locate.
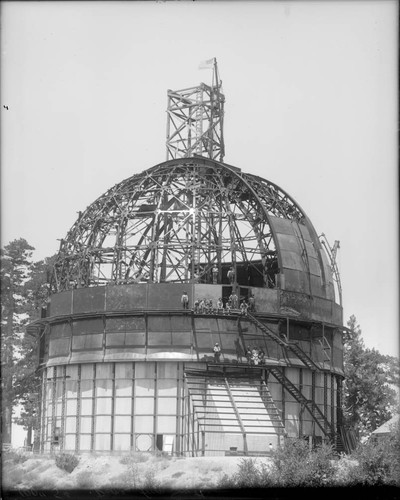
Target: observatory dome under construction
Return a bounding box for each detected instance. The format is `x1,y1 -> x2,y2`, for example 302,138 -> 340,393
32,59 -> 347,456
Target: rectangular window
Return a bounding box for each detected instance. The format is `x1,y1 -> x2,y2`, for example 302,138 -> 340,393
135,363 -> 155,379
66,381 -> 78,398
66,365 -> 79,380
66,399 -> 77,416
157,398 -> 177,415
81,380 -> 93,398
135,398 -> 154,415
80,417 -> 92,433
96,379 -> 113,397
46,385 -> 53,401
96,363 -> 113,379
95,434 -> 111,451
95,415 -> 112,433
81,364 -> 94,380
96,398 -> 113,414
115,363 -> 133,379
114,434 -> 131,451
156,416 -> 176,433
79,434 -> 92,450
157,380 -> 177,397
135,379 -> 155,396
135,416 -> 154,433
65,416 -> 77,433
114,416 -> 131,432
81,399 -> 93,415
115,379 -> 132,397
64,434 -> 76,451
115,398 -> 132,415
55,380 -> 64,401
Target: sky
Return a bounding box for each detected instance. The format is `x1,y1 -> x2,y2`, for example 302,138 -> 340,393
1,0 -> 398,359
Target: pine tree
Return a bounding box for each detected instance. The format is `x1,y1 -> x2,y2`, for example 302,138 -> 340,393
14,255 -> 56,446
343,315 -> 399,439
1,239 -> 34,443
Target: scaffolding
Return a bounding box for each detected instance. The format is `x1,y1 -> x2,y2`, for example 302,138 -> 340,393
166,58 -> 225,161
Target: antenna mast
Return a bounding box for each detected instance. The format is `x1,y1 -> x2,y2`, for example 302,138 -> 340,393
166,58 -> 225,161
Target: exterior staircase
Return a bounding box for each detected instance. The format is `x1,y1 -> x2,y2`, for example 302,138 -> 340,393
246,313 -> 320,371
268,366 -> 333,437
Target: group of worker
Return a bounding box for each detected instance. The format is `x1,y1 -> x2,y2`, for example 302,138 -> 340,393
245,345 -> 266,365
181,292 -> 256,315
213,342 -> 266,365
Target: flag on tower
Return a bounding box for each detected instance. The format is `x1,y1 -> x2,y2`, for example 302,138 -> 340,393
198,58 -> 215,70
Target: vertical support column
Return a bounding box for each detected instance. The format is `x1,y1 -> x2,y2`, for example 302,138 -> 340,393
175,363 -> 182,456
311,371 -> 316,437
131,362 -> 135,451
75,365 -> 81,453
50,368 -> 57,453
154,363 -> 158,452
336,376 -> 343,428
281,367 -> 286,432
60,366 -> 66,452
330,373 -> 335,435
323,372 -> 328,436
299,369 -> 303,438
91,364 -> 96,452
110,362 -> 116,451
40,369 -> 47,453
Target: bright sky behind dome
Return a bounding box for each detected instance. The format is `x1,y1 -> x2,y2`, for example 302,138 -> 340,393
1,1 -> 398,357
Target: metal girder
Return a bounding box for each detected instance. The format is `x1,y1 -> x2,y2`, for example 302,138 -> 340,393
52,158 -> 306,292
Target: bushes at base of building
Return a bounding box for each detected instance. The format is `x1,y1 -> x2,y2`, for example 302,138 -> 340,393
345,422 -> 400,486
218,440 -> 336,488
54,452 -> 79,473
219,426 -> 400,488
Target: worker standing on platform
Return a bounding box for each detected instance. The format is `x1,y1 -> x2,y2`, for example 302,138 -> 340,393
194,299 -> 200,313
230,292 -> 238,309
213,342 -> 221,362
245,347 -> 252,364
181,291 -> 189,310
248,294 -> 255,312
227,267 -> 235,284
212,265 -> 218,284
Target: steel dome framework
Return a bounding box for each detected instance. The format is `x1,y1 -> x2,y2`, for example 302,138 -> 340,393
53,157 -> 306,292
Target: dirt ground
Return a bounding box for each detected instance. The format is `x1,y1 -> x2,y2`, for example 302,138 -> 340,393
2,452 -> 274,492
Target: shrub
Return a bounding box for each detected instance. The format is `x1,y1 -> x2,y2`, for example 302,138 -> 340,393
4,449 -> 29,465
342,419 -> 400,486
217,439 -> 336,488
347,437 -> 399,485
55,453 -> 79,473
217,458 -> 272,488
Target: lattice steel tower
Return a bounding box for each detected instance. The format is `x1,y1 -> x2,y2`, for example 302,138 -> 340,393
166,58 -> 225,161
